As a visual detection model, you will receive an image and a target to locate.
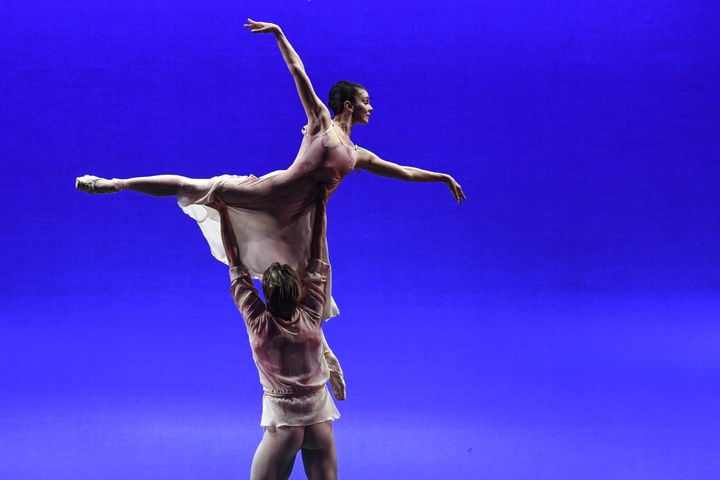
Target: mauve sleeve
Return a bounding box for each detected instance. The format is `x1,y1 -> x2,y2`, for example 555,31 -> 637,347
299,259 -> 330,323
229,266 -> 267,330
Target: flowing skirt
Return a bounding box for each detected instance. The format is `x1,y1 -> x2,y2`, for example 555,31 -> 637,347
177,172 -> 339,319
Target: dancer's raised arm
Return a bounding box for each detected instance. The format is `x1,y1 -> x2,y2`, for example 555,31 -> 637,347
244,19 -> 331,133
218,202 -> 267,325
301,186 -> 329,310
219,203 -> 242,270
355,148 -> 467,204
310,183 -> 328,261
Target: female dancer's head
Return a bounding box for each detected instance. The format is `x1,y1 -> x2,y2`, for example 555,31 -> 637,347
262,263 -> 301,319
329,80 -> 372,125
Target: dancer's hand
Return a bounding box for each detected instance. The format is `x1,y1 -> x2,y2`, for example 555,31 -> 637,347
243,19 -> 281,35
324,350 -> 347,401
444,176 -> 466,204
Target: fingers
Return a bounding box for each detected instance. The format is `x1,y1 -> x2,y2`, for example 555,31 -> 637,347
244,27 -> 271,34
454,181 -> 466,204
329,374 -> 346,400
457,186 -> 466,204
244,18 -> 275,34
448,181 -> 466,204
243,19 -> 260,32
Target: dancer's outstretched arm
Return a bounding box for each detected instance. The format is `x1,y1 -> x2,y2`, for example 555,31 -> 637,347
354,148 -> 467,204
244,19 -> 331,133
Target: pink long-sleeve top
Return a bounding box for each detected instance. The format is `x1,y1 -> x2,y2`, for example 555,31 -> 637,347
229,259 -> 331,396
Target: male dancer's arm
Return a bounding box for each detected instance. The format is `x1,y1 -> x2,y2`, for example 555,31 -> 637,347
300,183 -> 330,317
301,184 -> 347,400
219,205 -> 266,326
310,184 -> 328,262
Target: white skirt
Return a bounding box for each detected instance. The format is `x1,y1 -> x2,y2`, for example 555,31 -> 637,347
260,386 -> 340,428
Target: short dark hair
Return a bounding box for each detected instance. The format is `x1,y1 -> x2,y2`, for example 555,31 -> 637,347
328,80 -> 366,116
262,263 -> 300,319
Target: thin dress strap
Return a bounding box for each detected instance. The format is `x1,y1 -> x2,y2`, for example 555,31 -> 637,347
330,122 -> 358,151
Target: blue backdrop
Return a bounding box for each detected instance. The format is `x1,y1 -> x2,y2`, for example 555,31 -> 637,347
1,0 -> 719,478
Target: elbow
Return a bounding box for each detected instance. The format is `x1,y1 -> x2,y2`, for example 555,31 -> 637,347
402,167 -> 416,181
288,63 -> 305,75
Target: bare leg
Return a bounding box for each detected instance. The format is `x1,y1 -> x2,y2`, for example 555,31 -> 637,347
118,175 -> 187,196
76,174 -> 213,198
301,421 -> 337,480
280,452 -> 298,480
250,426 -> 304,480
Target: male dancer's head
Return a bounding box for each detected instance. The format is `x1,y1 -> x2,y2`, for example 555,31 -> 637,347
262,263 -> 300,320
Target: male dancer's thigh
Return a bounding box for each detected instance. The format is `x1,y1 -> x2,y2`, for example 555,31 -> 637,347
301,421 -> 337,480
250,426 -> 304,480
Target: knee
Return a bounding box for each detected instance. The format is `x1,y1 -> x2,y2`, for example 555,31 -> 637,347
176,177 -> 196,198
178,177 -> 206,196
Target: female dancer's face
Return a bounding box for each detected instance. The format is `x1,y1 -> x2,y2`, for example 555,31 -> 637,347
352,90 -> 373,124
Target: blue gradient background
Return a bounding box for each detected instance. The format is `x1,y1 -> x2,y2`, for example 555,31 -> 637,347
2,0 -> 719,478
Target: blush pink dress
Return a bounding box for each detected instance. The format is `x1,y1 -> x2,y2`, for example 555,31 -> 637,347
178,123 -> 358,319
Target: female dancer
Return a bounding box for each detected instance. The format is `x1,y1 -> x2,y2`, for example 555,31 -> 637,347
76,19 -> 466,397
220,184 -> 339,480
76,18 -> 464,305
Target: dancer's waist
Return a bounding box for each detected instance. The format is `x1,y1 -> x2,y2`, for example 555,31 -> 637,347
262,385 -> 324,398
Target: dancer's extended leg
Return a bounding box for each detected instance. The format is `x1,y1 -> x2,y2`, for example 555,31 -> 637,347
251,426 -> 304,480
76,174 -> 214,198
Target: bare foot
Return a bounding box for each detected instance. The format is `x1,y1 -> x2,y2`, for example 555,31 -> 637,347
76,175 -> 120,194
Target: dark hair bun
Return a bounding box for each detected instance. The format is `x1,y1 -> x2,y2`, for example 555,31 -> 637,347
328,80 -> 365,115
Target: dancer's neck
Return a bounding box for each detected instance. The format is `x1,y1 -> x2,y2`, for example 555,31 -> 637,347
333,114 -> 353,138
